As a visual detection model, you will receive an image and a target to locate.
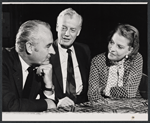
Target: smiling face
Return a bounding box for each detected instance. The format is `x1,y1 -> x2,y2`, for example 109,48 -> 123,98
56,14 -> 81,48
108,31 -> 133,61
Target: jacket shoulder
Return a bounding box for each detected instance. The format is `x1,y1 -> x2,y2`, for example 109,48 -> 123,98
92,52 -> 106,61
75,42 -> 89,49
2,47 -> 18,65
74,42 -> 91,55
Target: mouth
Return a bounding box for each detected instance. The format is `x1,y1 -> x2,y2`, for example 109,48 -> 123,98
109,52 -> 116,56
62,37 -> 71,42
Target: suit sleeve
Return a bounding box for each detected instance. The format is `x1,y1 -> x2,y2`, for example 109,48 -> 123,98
2,62 -> 47,112
110,53 -> 143,98
76,44 -> 91,104
83,44 -> 91,66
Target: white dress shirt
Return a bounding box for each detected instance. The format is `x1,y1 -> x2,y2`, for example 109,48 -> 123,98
19,55 -> 54,100
58,43 -> 83,95
19,55 -> 29,88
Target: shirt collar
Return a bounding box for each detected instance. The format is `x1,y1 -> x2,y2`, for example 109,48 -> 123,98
19,55 -> 29,71
58,43 -> 74,54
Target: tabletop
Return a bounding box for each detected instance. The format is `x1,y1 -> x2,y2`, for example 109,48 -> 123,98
45,97 -> 148,113
2,97 -> 148,121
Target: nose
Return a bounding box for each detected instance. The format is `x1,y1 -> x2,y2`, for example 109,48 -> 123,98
109,44 -> 116,52
49,45 -> 55,55
65,29 -> 70,36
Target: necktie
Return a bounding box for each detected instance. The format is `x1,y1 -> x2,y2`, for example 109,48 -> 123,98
66,49 -> 76,101
22,66 -> 35,98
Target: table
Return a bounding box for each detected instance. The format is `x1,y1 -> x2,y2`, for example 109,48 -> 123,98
45,97 -> 148,113
2,97 -> 148,121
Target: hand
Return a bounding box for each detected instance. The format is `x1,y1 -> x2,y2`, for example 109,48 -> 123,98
36,64 -> 53,88
110,80 -> 118,88
104,80 -> 117,96
45,99 -> 56,109
57,97 -> 74,108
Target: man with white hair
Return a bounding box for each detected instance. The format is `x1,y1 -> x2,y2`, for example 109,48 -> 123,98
51,8 -> 91,107
3,20 -> 56,111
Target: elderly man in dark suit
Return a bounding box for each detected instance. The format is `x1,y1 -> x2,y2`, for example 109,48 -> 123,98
2,20 -> 56,112
51,8 -> 91,107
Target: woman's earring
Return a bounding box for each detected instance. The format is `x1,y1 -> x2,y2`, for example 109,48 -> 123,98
125,55 -> 128,59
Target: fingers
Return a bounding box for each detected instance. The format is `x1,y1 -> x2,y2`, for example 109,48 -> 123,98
36,64 -> 52,76
36,64 -> 53,87
57,97 -> 74,108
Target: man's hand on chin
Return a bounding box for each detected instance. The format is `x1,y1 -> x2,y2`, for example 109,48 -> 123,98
36,64 -> 53,88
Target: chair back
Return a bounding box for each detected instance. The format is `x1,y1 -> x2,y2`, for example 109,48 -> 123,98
138,73 -> 148,99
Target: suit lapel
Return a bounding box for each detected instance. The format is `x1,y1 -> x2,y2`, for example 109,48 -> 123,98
51,41 -> 63,89
11,48 -> 41,99
74,44 -> 86,88
12,49 -> 23,97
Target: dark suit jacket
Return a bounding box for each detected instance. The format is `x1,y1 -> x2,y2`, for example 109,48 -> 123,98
2,47 -> 47,112
51,41 -> 91,104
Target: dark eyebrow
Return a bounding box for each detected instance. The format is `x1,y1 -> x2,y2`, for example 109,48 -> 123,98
71,28 -> 76,31
62,25 -> 67,28
111,38 -> 114,41
118,44 -> 125,48
46,43 -> 53,47
110,39 -> 114,42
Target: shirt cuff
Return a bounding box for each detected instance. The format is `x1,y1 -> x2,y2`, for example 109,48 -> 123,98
44,91 -> 55,100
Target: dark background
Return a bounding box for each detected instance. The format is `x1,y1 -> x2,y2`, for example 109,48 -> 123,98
2,4 -> 147,74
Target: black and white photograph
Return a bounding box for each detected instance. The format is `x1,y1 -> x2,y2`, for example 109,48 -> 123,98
2,2 -> 148,121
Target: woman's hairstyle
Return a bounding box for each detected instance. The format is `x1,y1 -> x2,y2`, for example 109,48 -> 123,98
57,8 -> 83,28
108,24 -> 140,60
15,20 -> 51,52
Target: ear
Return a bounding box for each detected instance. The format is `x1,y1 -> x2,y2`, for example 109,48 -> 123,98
77,27 -> 81,36
25,41 -> 33,54
127,46 -> 133,55
56,24 -> 58,32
